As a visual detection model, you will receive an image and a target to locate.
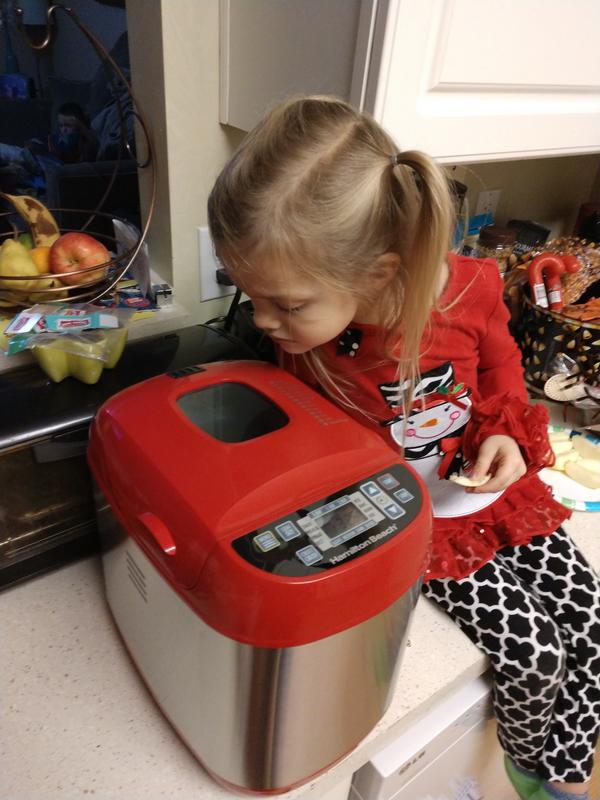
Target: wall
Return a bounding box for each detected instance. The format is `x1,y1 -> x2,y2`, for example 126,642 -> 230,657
127,0 -> 244,322
452,154 -> 600,239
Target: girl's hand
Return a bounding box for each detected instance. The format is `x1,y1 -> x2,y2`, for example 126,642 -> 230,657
467,435 -> 527,493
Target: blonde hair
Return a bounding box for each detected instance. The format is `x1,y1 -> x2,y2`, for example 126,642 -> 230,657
208,95 -> 453,416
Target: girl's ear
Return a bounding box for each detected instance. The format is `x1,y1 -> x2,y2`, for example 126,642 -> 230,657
369,252 -> 401,289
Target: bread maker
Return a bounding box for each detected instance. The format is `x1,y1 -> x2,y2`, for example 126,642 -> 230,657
87,360 -> 431,794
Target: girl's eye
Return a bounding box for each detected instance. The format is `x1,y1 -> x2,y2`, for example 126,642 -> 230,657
276,303 -> 305,314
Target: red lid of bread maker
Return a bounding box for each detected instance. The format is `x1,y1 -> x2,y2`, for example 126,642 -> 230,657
88,361 -> 431,648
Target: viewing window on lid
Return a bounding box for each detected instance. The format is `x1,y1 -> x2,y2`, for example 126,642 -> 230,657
177,383 -> 289,443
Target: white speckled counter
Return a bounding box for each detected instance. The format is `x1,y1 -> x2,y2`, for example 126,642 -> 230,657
1,513 -> 598,800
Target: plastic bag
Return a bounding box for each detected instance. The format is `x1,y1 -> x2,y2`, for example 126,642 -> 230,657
1,302 -> 132,383
29,328 -> 128,384
112,219 -> 154,300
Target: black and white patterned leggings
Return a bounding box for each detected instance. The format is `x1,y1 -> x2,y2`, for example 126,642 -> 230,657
422,527 -> 600,783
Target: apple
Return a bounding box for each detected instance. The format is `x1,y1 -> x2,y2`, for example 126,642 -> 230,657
49,232 -> 110,286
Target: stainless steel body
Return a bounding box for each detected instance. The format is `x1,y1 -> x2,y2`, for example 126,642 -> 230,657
96,485 -> 420,793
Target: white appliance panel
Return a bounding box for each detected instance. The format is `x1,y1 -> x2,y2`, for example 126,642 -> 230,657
351,675 -> 514,800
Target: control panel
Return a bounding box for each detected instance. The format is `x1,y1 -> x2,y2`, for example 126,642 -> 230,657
232,463 -> 422,576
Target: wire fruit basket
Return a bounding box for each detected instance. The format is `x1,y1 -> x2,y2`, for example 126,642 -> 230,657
0,207 -> 141,310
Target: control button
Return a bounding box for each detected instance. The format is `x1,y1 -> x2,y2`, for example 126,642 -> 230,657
372,493 -> 393,510
382,503 -> 405,520
378,473 -> 399,490
276,521 -> 301,542
361,481 -> 381,498
308,531 -> 330,550
354,496 -> 372,509
253,531 -> 279,552
295,545 -> 322,566
394,488 -> 415,504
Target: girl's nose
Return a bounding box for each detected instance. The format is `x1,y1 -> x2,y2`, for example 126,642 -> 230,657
252,305 -> 281,333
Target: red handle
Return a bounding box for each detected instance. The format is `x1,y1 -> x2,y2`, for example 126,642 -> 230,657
137,511 -> 177,556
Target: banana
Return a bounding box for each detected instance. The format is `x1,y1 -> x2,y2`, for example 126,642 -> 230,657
28,277 -> 68,303
0,294 -> 22,308
1,192 -> 61,248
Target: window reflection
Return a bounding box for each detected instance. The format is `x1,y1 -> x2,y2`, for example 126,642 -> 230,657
0,0 -> 140,240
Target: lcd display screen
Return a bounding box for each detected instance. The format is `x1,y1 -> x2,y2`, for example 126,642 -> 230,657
318,502 -> 368,541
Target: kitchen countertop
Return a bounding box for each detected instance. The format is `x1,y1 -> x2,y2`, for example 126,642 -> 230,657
1,512 -> 598,800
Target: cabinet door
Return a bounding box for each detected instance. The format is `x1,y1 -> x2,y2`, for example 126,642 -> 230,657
370,0 -> 600,162
220,0 -> 364,131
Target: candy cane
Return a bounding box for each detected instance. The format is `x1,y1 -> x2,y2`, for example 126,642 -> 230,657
528,254 -> 577,311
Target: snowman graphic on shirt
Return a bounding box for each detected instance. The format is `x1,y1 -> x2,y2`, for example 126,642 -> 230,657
378,362 -> 502,517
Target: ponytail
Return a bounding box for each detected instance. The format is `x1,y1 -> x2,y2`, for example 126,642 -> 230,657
383,150 -> 453,412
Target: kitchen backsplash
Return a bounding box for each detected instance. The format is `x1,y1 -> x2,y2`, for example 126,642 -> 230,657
451,153 -> 600,239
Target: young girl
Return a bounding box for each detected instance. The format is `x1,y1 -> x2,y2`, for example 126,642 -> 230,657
208,96 -> 600,800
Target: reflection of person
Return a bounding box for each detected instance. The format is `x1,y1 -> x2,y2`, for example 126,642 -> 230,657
45,102 -> 98,164
0,102 -> 98,177
208,96 -> 600,800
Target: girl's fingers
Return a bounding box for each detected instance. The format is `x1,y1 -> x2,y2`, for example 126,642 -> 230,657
469,472 -> 507,493
469,444 -> 497,483
469,462 -> 525,493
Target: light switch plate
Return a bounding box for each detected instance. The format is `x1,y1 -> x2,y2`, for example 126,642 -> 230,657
198,226 -> 236,301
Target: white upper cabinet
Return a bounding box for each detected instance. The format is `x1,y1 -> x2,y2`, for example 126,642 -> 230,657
371,0 -> 600,163
221,0 -> 600,163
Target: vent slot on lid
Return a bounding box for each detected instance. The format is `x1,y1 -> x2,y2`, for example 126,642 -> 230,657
168,365 -> 206,378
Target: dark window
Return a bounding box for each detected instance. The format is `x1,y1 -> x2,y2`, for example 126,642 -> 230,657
177,383 -> 289,443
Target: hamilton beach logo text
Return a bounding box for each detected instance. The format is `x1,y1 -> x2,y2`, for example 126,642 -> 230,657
327,525 -> 396,565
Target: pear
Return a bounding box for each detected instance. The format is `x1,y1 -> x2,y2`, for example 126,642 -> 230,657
0,239 -> 41,292
18,232 -> 34,250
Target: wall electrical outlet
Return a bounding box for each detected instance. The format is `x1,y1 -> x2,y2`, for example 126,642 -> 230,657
198,226 -> 236,301
475,189 -> 501,218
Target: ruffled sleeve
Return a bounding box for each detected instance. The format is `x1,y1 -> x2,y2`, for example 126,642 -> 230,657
426,475 -> 571,580
461,394 -> 555,475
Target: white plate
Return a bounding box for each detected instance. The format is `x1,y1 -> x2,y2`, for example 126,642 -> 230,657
410,454 -> 503,518
539,425 -> 600,512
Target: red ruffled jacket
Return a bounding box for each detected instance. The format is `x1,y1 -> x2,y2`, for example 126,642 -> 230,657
284,253 -> 570,581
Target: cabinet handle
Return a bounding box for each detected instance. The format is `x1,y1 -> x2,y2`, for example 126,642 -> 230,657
137,512 -> 177,556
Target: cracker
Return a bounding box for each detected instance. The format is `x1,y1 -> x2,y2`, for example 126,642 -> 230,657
448,473 -> 491,487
